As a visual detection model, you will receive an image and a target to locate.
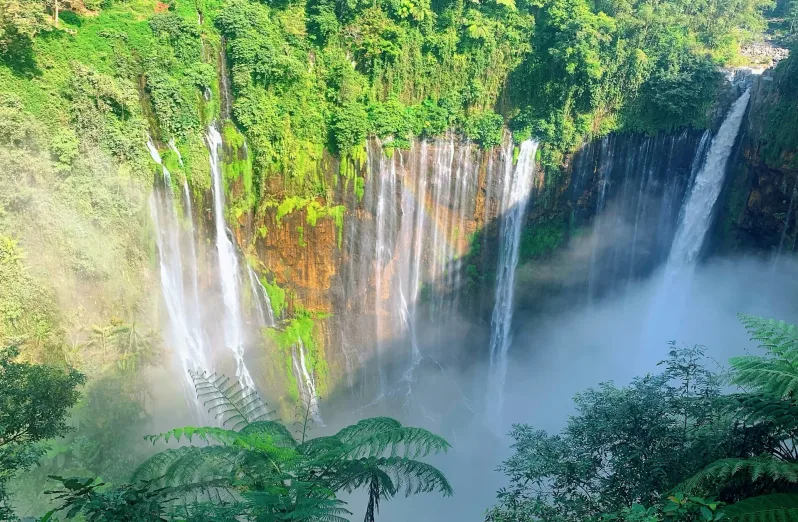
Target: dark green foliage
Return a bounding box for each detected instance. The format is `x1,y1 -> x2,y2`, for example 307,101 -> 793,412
43,476 -> 173,522
722,493 -> 798,522
0,346 -> 85,520
519,221 -> 565,261
623,56 -> 724,133
486,343 -> 775,521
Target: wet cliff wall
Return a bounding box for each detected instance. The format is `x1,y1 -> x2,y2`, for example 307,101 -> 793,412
713,61 -> 798,257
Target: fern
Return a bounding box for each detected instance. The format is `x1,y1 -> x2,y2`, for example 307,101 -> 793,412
730,393 -> 798,431
723,493 -> 798,522
190,371 -> 273,430
332,417 -> 451,459
732,316 -> 798,399
132,373 -> 452,522
679,458 -> 798,493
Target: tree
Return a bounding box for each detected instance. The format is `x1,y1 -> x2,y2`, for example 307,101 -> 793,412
49,371 -> 453,522
0,0 -> 48,55
676,317 -> 798,519
0,345 -> 84,520
486,344 -> 776,522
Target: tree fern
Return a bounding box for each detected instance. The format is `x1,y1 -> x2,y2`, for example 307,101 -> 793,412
330,417 -> 451,459
190,371 -> 273,430
732,316 -> 798,399
679,458 -> 798,493
722,493 -> 798,522
130,373 -> 452,522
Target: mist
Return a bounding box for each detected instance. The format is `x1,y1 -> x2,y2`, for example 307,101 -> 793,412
344,254 -> 798,522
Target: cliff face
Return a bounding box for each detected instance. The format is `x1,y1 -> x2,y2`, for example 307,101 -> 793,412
212,66 -> 795,407
713,66 -> 798,257
225,129 -> 715,405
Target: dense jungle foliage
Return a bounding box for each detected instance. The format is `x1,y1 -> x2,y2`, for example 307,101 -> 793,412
0,0 -> 795,517
5,310 -> 798,521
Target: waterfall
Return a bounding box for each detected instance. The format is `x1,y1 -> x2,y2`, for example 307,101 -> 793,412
207,126 -> 256,389
147,139 -> 208,404
346,137 -> 481,404
247,265 -> 276,328
668,90 -> 751,268
291,338 -> 324,425
486,139 -> 539,422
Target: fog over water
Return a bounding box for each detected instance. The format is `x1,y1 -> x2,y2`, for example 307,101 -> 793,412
364,255 -> 798,522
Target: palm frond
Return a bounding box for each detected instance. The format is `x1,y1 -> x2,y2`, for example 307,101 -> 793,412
723,493 -> 798,522
679,458 -> 798,494
190,371 -> 273,430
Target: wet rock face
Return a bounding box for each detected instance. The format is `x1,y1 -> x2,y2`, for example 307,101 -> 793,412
712,72 -> 798,257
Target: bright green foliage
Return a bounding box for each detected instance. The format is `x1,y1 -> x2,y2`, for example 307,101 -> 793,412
260,277 -> 287,319
0,346 -> 85,520
464,112 -> 505,148
267,308 -> 328,399
128,373 -> 452,522
730,316 -> 798,400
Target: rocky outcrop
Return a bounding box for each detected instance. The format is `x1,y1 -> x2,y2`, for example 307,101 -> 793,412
712,66 -> 798,257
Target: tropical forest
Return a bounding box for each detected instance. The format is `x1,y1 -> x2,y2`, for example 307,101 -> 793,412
1,0 -> 798,517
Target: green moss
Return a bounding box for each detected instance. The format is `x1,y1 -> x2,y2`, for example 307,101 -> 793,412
354,177 -> 366,202
273,197 -> 345,248
296,226 -> 306,248
519,221 -> 566,261
261,277 -> 287,318
267,307 -> 330,398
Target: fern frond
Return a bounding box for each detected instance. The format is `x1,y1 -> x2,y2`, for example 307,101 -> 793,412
344,427 -> 451,459
244,488 -> 351,522
297,435 -> 345,457
739,315 -> 798,361
378,457 -> 454,498
239,421 -> 298,449
132,446 -> 246,487
190,371 -> 273,430
730,393 -> 798,430
723,493 -> 798,522
336,418 -> 402,443
145,426 -> 241,445
679,458 -> 798,494
731,357 -> 798,400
